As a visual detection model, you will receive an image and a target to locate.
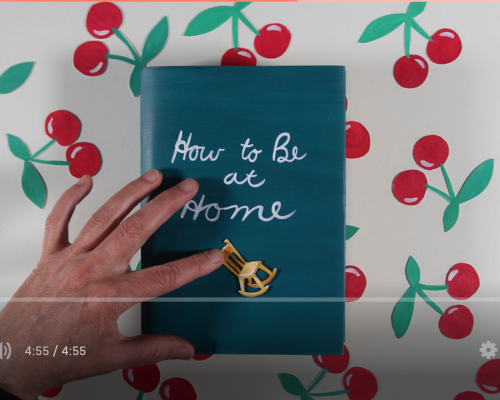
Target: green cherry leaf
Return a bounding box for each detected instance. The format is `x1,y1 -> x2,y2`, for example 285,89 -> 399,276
279,373 -> 307,396
130,66 -> 141,97
0,62 -> 35,94
359,13 -> 406,43
6,134 -> 30,160
234,2 -> 251,11
406,2 -> 427,18
135,260 -> 141,270
405,256 -> 421,287
392,286 -> 416,339
184,6 -> 234,36
456,159 -> 494,204
21,161 -> 46,209
142,17 -> 169,65
346,225 -> 359,240
443,202 -> 460,232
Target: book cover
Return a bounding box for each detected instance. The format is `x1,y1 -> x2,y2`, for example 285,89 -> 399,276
140,66 -> 346,355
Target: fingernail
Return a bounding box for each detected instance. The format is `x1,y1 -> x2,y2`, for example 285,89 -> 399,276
173,346 -> 193,360
178,178 -> 196,193
77,175 -> 89,185
142,169 -> 159,183
206,249 -> 223,263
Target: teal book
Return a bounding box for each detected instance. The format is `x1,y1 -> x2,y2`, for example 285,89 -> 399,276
140,66 -> 345,355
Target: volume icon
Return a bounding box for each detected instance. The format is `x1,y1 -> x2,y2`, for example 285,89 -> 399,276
0,342 -> 11,360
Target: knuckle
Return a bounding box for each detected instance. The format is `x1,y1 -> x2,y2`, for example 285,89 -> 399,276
156,189 -> 178,208
65,254 -> 101,283
145,344 -> 162,365
120,216 -> 146,240
190,254 -> 205,274
90,280 -> 118,298
153,264 -> 181,290
121,180 -> 139,197
44,213 -> 60,233
88,210 -> 114,230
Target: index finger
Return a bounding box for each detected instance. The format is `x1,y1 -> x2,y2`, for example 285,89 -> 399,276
94,178 -> 198,265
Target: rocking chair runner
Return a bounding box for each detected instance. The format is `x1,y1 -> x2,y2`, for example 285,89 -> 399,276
221,239 -> 277,297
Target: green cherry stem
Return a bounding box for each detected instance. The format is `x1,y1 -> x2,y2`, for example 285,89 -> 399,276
30,159 -> 70,166
306,367 -> 328,394
29,138 -> 70,166
136,390 -> 144,400
113,28 -> 142,64
419,284 -> 449,291
440,164 -> 456,199
417,289 -> 444,316
232,14 -> 239,49
309,390 -> 351,397
424,184 -> 452,202
404,18 -> 412,58
105,54 -> 138,66
31,138 -> 57,159
235,9 -> 260,35
411,20 -> 432,41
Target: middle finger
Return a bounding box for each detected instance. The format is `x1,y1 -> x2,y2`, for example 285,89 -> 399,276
94,178 -> 198,266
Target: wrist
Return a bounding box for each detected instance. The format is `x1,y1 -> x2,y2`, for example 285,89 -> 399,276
0,358 -> 39,400
0,335 -> 42,400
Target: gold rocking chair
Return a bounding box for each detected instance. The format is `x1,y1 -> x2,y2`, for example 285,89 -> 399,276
221,239 -> 277,297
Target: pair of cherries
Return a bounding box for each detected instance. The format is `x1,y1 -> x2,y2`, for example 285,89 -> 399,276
73,3 -> 122,77
221,23 -> 291,66
45,110 -> 101,178
121,358 -> 214,400
313,345 -> 378,400
393,134 -> 448,206
394,28 -> 462,88
454,359 -> 500,399
440,263 -> 479,339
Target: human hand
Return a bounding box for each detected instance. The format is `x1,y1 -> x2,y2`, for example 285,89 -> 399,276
0,171 -> 223,400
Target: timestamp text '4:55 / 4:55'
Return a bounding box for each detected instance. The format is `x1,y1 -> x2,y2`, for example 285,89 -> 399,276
25,345 -> 86,356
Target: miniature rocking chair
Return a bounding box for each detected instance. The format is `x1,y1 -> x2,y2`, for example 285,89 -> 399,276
221,239 -> 277,297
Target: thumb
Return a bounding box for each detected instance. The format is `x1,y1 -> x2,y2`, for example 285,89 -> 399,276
114,334 -> 194,368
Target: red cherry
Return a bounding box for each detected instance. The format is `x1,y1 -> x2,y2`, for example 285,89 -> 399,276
345,266 -> 366,302
123,364 -> 160,393
254,23 -> 291,59
313,344 -> 350,373
221,48 -> 257,66
476,359 -> 500,394
86,2 -> 123,39
342,367 -> 378,400
393,55 -> 429,89
413,135 -> 449,170
454,392 -> 485,400
160,378 -> 197,400
346,121 -> 370,159
392,170 -> 428,205
439,305 -> 474,339
193,354 -> 213,361
73,41 -> 108,77
45,110 -> 81,146
40,386 -> 63,398
427,29 -> 462,65
446,263 -> 480,300
66,142 -> 102,178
